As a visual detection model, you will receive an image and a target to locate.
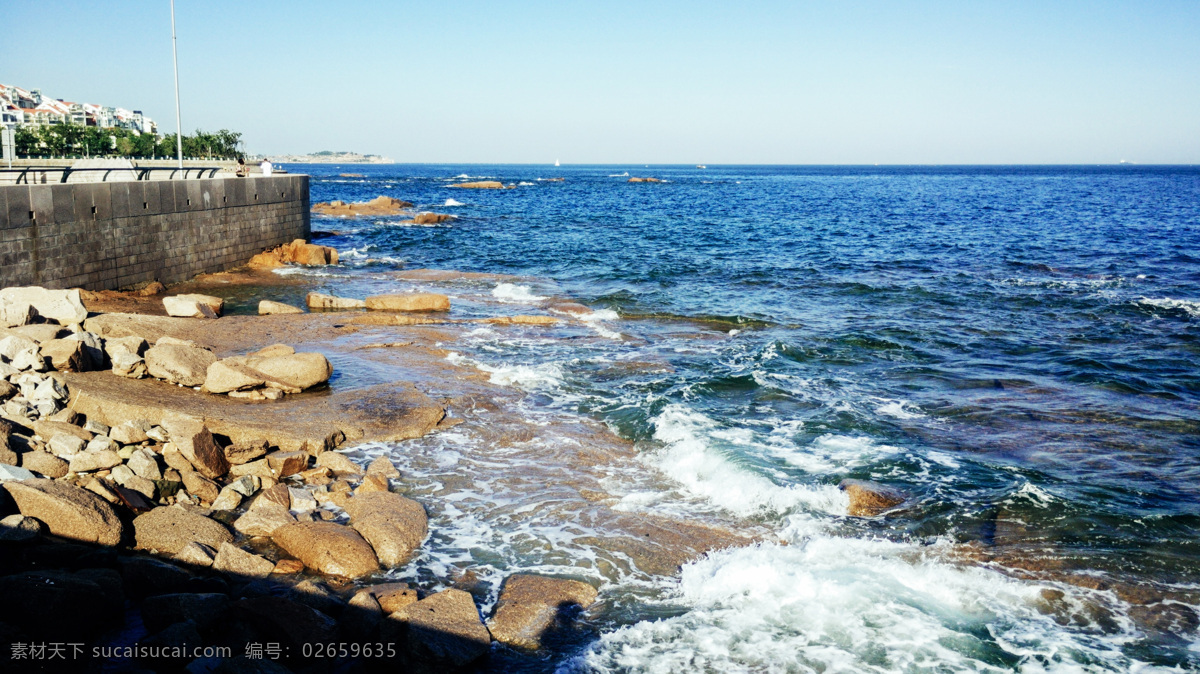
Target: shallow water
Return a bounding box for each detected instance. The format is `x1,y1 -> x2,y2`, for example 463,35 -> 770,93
288,164 -> 1200,671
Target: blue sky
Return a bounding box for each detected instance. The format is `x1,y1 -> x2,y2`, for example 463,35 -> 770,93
3,1 -> 1198,163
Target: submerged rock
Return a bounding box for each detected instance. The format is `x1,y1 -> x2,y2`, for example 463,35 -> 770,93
838,479 -> 905,517
365,293 -> 451,312
449,180 -> 509,189
306,292 -> 366,310
258,300 -> 304,315
312,195 -> 413,217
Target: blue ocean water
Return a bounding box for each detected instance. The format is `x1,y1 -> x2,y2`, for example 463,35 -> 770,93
290,164 -> 1200,671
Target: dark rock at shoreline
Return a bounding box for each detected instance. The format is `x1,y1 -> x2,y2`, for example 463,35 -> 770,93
0,570 -> 123,640
142,592 -> 231,633
383,588 -> 492,671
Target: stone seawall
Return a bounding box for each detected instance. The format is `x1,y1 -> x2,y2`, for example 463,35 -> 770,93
0,176 -> 309,290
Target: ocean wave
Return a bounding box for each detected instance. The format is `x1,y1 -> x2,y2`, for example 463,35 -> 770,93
569,535 -> 1152,673
1137,297 -> 1200,318
608,172 -> 629,177
491,283 -> 548,303
446,351 -> 564,391
875,399 -> 925,420
518,181 -> 535,186
578,309 -> 623,339
444,198 -> 464,206
647,405 -> 847,518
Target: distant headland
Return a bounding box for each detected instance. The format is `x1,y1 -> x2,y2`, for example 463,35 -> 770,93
271,150 -> 393,164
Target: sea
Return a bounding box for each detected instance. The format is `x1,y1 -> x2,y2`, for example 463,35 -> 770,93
280,164 -> 1200,672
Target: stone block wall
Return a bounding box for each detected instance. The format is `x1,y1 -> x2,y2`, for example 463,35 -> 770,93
0,176 -> 309,290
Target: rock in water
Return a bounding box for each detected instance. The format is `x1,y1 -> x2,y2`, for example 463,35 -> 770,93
247,352 -> 332,391
203,359 -> 267,393
273,521 -> 380,578
838,478 -> 905,517
145,341 -> 218,387
344,491 -> 428,567
133,506 -> 235,554
258,300 -> 304,315
0,287 -> 88,325
306,292 -> 366,309
162,294 -> 224,318
383,589 -> 491,670
365,293 -> 451,312
3,478 -> 125,545
448,180 -> 508,189
487,574 -> 598,650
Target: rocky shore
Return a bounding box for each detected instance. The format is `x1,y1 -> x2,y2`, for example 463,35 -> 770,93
0,242 -> 757,672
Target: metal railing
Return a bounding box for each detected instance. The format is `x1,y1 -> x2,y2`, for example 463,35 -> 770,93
0,165 -> 223,184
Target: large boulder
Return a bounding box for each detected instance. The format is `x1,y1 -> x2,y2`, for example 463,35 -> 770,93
306,292 -> 366,310
365,294 -> 451,312
272,521 -> 379,578
20,450 -> 69,478
487,574 -> 598,650
232,502 -> 295,537
163,294 -> 224,319
145,341 -> 218,387
133,506 -> 234,554
211,542 -> 275,578
343,491 -> 428,567
163,417 -> 229,479
3,478 -> 125,545
246,352 -> 332,392
838,479 -> 905,517
281,239 -> 339,266
0,287 -> 88,325
203,359 -> 267,394
383,589 -> 491,670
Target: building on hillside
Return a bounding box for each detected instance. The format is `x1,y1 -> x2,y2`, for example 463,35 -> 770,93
0,83 -> 155,133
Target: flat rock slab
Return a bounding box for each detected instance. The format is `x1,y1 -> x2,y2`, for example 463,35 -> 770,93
64,372 -> 445,454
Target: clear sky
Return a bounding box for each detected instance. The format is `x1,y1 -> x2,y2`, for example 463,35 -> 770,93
3,1 -> 1198,163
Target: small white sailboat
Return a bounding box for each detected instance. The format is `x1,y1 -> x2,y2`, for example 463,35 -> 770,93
696,164 -> 707,169
555,158 -> 560,167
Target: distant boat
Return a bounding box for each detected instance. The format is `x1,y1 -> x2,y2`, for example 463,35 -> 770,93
555,159 -> 560,167
696,164 -> 707,169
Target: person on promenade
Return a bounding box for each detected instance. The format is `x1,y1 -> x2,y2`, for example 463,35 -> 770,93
236,155 -> 248,177
260,158 -> 273,176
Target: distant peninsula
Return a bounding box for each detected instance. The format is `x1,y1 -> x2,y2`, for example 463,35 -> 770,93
271,150 -> 393,164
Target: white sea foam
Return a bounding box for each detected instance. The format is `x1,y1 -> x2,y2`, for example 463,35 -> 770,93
577,309 -> 623,339
518,181 -> 535,186
568,534 -> 1156,673
446,351 -> 564,391
491,283 -> 548,303
609,172 -> 629,177
647,405 -> 847,517
876,399 -> 925,420
1137,297 -> 1200,318
444,198 -> 464,206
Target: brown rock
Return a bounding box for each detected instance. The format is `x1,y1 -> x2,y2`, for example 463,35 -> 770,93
273,521 -> 380,578
68,448 -> 123,473
306,292 -> 366,310
39,338 -> 86,371
266,450 -> 309,477
232,596 -> 337,650
356,473 -> 390,494
33,419 -> 93,444
408,212 -> 454,225
19,450 -> 69,478
449,180 -> 509,189
139,281 -> 166,296
174,541 -> 216,567
312,195 -> 413,217
839,479 -> 905,517
367,455 -> 400,478
225,439 -> 270,465
145,342 -> 218,387
133,506 -> 235,554
384,589 -> 491,670
247,352 -> 332,391
203,359 -> 266,394
488,574 -> 598,650
233,502 -> 296,537
212,542 -> 275,578
316,451 -> 363,475
365,582 -> 419,614
163,417 -> 229,479
365,293 -> 451,312
344,491 -> 428,567
628,177 -> 663,183
273,558 -> 305,574
3,478 -> 125,546
481,315 -> 560,325
258,300 -> 304,315
180,467 -> 219,501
